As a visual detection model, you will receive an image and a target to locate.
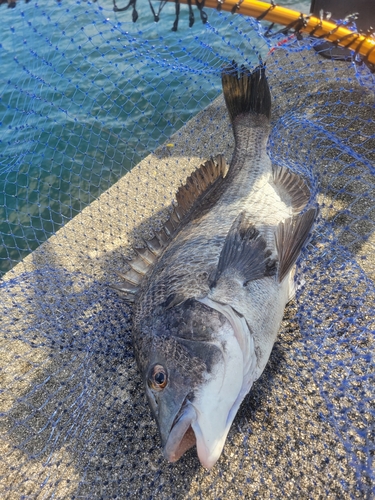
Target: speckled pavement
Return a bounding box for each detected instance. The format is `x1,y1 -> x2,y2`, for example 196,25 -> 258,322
1,44 -> 374,498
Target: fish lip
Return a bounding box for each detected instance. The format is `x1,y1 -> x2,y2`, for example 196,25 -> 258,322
163,399 -> 197,463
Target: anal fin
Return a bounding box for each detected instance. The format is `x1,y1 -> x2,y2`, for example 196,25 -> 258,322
273,165 -> 311,214
276,208 -> 317,283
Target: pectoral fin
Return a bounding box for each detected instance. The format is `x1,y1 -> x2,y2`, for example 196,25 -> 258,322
211,212 -> 277,289
276,208 -> 317,283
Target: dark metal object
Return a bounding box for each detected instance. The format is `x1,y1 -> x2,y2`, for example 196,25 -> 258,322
310,0 -> 375,67
310,0 -> 375,32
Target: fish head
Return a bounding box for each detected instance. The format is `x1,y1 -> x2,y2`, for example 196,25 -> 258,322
134,298 -> 252,469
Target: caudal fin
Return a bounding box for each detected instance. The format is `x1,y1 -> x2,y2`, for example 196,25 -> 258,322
221,61 -> 271,123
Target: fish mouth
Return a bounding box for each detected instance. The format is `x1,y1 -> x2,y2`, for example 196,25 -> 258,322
163,396 -> 237,469
163,399 -> 197,463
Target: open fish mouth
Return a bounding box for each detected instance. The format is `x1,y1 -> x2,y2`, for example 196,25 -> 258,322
163,401 -> 197,463
163,386 -> 246,469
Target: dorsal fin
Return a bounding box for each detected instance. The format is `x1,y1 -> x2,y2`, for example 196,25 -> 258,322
272,165 -> 311,214
113,155 -> 229,302
175,154 -> 229,216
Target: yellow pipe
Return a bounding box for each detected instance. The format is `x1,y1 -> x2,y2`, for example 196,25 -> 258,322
172,0 -> 375,65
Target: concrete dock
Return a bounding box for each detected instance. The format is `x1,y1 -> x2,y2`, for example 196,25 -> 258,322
1,44 -> 374,498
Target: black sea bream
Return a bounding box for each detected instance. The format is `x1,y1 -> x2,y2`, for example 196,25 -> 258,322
116,63 -> 316,469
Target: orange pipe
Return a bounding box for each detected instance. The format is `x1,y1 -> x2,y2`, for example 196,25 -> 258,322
172,0 -> 375,65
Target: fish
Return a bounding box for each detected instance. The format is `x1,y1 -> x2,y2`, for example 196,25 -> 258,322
115,62 -> 317,469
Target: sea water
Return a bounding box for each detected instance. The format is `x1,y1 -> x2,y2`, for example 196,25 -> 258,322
0,0 -> 310,275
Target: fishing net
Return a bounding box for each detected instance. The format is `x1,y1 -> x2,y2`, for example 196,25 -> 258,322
1,1 -> 374,498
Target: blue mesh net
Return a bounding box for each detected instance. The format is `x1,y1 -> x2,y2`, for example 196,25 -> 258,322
1,1 -> 374,498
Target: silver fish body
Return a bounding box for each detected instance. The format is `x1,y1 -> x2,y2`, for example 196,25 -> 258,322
117,63 -> 316,469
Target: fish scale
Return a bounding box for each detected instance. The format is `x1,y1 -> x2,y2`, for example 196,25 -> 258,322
118,62 -> 317,469
138,142 -> 290,309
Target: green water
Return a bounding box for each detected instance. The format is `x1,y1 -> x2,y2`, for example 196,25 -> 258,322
0,0 -> 310,275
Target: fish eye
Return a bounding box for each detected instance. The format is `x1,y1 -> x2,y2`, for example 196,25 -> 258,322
149,364 -> 168,391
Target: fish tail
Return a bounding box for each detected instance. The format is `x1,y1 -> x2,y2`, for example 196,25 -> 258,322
221,61 -> 271,123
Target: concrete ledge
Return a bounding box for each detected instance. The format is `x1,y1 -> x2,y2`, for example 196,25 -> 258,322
1,46 -> 374,498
